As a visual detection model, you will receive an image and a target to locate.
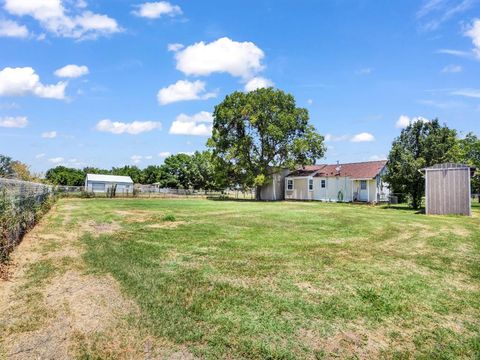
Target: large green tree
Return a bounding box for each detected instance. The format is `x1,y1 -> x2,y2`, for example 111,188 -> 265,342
455,132 -> 480,201
384,119 -> 457,209
207,88 -> 325,199
0,155 -> 14,177
45,166 -> 85,186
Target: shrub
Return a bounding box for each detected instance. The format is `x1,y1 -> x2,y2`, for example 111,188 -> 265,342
163,214 -> 176,222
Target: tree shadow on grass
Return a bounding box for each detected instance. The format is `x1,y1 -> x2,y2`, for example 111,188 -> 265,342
381,205 -> 425,214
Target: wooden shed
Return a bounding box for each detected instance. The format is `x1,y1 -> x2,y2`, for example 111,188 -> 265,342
423,163 -> 476,216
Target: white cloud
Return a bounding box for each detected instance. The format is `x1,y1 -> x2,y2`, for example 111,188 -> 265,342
42,131 -> 57,138
3,0 -> 121,40
369,154 -> 386,161
465,18 -> 480,58
355,67 -> 373,75
244,77 -> 274,92
133,1 -> 182,18
48,157 -> 64,164
157,80 -> 216,105
175,37 -> 265,79
158,151 -> 171,157
0,67 -> 67,99
35,153 -> 45,159
167,43 -> 184,52
436,49 -> 472,58
324,134 -> 350,142
395,115 -> 411,129
0,19 -> 29,38
95,119 -> 161,134
351,132 -> 375,142
441,64 -> 462,73
145,155 -> 153,160
130,155 -> 142,164
169,111 -> 213,136
416,0 -> 474,31
0,116 -> 28,128
307,99 -> 313,105
395,115 -> 429,129
451,88 -> 480,98
54,64 -> 89,78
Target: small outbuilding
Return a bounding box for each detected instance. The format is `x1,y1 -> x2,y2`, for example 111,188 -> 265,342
84,174 -> 134,194
423,163 -> 476,216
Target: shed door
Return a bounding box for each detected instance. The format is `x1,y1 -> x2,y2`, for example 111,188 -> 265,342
92,182 -> 105,192
359,180 -> 368,201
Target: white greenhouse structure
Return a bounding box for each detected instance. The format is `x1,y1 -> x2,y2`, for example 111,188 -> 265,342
84,174 -> 134,194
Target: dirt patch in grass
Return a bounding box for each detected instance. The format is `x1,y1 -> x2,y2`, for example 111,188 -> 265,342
0,200 -> 179,359
147,221 -> 185,229
83,220 -> 122,235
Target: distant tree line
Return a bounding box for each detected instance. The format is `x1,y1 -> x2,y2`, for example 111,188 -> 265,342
1,88 -> 478,208
44,151 -> 221,190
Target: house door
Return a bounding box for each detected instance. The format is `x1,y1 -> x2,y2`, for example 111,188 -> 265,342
359,180 -> 368,201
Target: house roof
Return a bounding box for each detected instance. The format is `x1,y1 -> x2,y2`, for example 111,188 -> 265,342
286,160 -> 387,179
86,173 -> 134,183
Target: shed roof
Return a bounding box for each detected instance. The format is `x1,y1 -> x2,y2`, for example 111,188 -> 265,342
422,163 -> 476,176
86,173 -> 134,183
286,160 -> 387,179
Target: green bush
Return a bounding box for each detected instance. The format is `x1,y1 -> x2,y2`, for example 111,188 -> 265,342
163,214 -> 176,222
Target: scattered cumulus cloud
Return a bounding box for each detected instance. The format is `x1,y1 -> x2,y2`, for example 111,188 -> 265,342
465,18 -> 480,58
167,43 -> 184,52
130,155 -> 143,164
350,132 -> 375,142
96,119 -> 161,135
0,67 -> 67,99
169,111 -> 213,136
0,19 -> 29,38
324,134 -> 350,142
0,116 -> 28,128
395,115 -> 429,129
451,88 -> 480,98
175,37 -> 265,79
54,64 -> 89,78
48,157 -> 64,164
41,131 -> 57,138
441,64 -> 462,73
437,19 -> 480,59
133,2 -> 182,19
244,77 -> 274,92
3,0 -> 122,40
307,99 -> 313,105
157,80 -> 216,105
35,153 -> 45,159
158,151 -> 171,157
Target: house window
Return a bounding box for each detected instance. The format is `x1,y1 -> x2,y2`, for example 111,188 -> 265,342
308,179 -> 313,191
287,179 -> 294,191
360,180 -> 367,190
321,180 -> 326,188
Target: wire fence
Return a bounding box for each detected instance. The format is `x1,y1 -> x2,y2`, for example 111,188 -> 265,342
0,178 -> 55,263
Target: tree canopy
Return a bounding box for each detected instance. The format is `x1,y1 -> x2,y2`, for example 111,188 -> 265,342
45,166 -> 85,186
384,119 -> 457,209
207,88 -> 325,199
455,132 -> 480,200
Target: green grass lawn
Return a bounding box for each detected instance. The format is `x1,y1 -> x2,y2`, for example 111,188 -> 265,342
69,199 -> 480,359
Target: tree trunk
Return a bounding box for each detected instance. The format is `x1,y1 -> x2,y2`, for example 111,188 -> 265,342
255,185 -> 262,201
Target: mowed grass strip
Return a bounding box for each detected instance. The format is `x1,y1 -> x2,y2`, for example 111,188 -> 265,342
72,198 -> 480,359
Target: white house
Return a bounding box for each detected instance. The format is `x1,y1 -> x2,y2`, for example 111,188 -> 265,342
84,174 -> 134,194
284,160 -> 389,203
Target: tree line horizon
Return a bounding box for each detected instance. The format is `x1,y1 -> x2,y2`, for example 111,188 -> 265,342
1,88 -> 478,208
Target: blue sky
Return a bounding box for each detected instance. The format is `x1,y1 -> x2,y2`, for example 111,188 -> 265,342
0,0 -> 479,173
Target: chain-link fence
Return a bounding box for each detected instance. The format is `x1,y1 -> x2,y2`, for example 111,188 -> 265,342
0,178 -> 54,263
